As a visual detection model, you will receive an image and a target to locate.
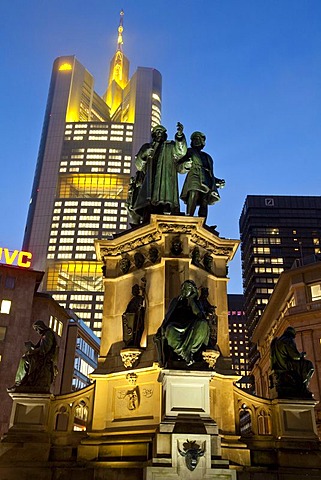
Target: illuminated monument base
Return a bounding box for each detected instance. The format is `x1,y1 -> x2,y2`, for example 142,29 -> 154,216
1,216 -> 321,479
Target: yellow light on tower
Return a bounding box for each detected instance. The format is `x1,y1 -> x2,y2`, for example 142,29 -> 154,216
59,63 -> 72,71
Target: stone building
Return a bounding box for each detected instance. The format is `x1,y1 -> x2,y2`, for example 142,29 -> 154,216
251,255 -> 321,436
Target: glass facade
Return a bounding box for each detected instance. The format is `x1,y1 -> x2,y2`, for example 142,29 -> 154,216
23,52 -> 162,337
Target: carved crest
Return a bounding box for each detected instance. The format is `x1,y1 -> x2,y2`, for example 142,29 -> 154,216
178,439 -> 205,471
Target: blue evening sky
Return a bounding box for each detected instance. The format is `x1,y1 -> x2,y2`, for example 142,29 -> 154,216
1,1 -> 321,293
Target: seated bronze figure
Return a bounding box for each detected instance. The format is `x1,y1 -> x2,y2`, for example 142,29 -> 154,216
155,280 -> 211,367
270,326 -> 314,399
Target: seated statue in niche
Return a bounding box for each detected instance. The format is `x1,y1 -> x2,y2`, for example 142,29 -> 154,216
155,280 -> 210,367
270,326 -> 314,399
122,282 -> 146,348
8,321 -> 58,393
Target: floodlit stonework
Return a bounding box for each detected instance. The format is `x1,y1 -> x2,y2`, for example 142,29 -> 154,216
1,216 -> 321,479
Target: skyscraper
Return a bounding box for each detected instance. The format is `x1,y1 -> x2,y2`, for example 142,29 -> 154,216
239,195 -> 321,368
23,12 -> 162,337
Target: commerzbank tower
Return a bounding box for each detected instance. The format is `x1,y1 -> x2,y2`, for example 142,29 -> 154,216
22,11 -> 162,337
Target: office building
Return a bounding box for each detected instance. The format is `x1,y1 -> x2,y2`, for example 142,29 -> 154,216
61,311 -> 100,393
22,13 -> 162,336
227,294 -> 251,390
239,195 -> 321,368
0,263 -> 69,436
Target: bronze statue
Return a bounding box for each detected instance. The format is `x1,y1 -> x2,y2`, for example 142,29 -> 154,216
119,257 -> 130,275
180,131 -> 225,222
199,287 -> 218,347
149,246 -> 159,264
7,321 -> 58,393
122,283 -> 146,348
134,252 -> 145,269
155,280 -> 210,367
170,236 -> 183,255
126,171 -> 145,226
132,123 -> 187,222
203,253 -> 213,273
270,326 -> 314,398
191,247 -> 202,267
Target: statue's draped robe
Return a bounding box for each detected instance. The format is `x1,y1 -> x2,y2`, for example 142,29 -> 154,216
15,328 -> 57,389
134,133 -> 187,215
271,334 -> 314,385
162,296 -> 210,364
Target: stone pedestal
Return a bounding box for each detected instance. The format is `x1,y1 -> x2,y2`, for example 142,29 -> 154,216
8,392 -> 52,432
273,398 -> 319,440
159,369 -> 213,420
144,369 -> 237,479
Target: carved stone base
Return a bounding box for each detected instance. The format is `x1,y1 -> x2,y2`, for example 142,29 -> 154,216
8,392 -> 52,432
159,370 -> 213,418
145,433 -> 236,480
120,348 -> 142,368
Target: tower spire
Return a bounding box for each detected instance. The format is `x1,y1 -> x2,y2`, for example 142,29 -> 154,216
117,10 -> 124,52
105,9 -> 129,115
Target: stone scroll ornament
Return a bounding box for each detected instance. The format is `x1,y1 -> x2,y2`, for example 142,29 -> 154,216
155,280 -> 217,368
270,326 -> 314,399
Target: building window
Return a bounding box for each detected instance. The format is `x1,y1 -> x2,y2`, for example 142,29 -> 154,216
0,300 -> 11,314
0,326 -> 7,340
49,315 -> 63,336
311,283 -> 321,302
5,276 -> 15,289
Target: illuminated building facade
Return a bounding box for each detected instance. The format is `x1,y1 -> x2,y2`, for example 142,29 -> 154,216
239,195 -> 321,369
23,14 -> 162,336
228,294 -> 249,375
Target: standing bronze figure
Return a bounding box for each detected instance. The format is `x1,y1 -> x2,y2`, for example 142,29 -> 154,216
132,123 -> 187,222
180,131 -> 225,222
122,283 -> 146,348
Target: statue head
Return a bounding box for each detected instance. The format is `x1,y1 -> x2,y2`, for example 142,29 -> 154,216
190,131 -> 206,150
149,246 -> 159,264
134,252 -> 145,269
171,236 -> 183,255
181,280 -> 198,299
152,125 -> 168,143
33,320 -> 49,334
203,253 -> 213,272
200,287 -> 209,298
131,284 -> 140,296
284,326 -> 296,338
120,257 -> 130,274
